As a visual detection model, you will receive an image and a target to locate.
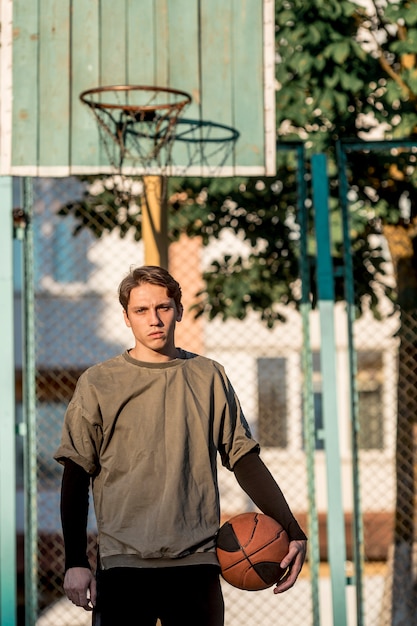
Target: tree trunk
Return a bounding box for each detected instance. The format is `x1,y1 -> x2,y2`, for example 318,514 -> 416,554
383,224 -> 417,626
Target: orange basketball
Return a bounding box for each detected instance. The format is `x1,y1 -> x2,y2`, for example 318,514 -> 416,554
216,512 -> 289,591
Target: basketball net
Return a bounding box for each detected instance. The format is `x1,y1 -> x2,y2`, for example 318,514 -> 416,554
80,85 -> 192,207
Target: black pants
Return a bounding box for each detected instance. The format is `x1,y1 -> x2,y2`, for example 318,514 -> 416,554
93,565 -> 225,626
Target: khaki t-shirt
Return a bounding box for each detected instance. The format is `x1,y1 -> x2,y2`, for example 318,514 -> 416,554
55,350 -> 258,569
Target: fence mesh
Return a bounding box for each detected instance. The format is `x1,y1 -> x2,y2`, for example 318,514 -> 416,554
15,172 -> 416,625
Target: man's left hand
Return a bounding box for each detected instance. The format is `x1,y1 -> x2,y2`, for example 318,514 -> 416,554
273,539 -> 307,594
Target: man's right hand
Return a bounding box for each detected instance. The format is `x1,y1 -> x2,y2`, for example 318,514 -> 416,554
63,567 -> 96,611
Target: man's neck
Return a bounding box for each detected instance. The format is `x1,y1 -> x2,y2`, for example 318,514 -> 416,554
129,346 -> 179,363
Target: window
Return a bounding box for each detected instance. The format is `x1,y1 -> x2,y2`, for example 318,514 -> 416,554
308,350 -> 384,451
357,351 -> 384,450
257,358 -> 287,447
303,351 -> 325,451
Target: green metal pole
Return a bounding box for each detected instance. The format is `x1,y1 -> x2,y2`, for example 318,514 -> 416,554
336,141 -> 365,626
278,142 -> 321,625
294,143 -> 321,626
22,178 -> 38,626
312,154 -> 348,626
0,176 -> 17,626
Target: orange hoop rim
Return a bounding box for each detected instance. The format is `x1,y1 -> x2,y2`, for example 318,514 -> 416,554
79,84 -> 192,114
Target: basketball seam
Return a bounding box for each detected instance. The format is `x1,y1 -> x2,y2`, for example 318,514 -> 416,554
220,530 -> 286,573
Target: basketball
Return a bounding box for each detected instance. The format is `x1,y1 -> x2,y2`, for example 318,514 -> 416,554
216,512 -> 290,591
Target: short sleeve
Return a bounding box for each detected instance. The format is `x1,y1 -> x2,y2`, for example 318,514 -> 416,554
216,370 -> 259,471
54,373 -> 103,475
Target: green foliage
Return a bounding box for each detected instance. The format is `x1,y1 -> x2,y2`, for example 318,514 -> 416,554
275,0 -> 376,149
276,0 -> 417,143
391,30 -> 417,56
384,2 -> 417,24
169,167 -> 302,327
344,147 -> 417,225
58,176 -> 143,241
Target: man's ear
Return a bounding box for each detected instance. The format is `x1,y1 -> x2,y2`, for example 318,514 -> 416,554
176,304 -> 184,322
123,309 -> 131,327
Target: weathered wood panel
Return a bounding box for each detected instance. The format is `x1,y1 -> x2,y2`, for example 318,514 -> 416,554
232,0 -> 265,169
11,0 -> 39,170
200,0 -> 234,173
38,0 -> 71,170
70,0 -> 100,168
166,0 -> 201,173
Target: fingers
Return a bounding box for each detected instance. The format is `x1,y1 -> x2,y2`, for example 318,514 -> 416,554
63,567 -> 96,611
280,539 -> 306,570
69,593 -> 94,611
90,576 -> 97,607
273,539 -> 307,594
273,565 -> 299,594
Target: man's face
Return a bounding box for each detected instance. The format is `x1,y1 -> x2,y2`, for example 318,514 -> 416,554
123,283 -> 183,361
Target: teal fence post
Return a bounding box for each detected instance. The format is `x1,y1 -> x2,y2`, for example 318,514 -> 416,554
0,176 -> 17,626
312,154 -> 348,626
278,141 -> 321,625
22,178 -> 38,626
336,140 -> 365,626
294,142 -> 321,626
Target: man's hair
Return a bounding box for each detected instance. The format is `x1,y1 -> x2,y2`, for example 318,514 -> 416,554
118,266 -> 183,312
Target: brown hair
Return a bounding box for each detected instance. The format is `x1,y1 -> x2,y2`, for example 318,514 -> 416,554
118,266 -> 183,312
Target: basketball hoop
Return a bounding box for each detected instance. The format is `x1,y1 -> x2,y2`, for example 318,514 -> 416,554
80,85 -> 192,176
80,85 -> 192,266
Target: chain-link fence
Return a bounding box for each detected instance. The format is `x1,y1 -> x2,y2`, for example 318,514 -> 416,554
17,176 -> 313,626
339,140 -> 417,626
14,169 -> 415,625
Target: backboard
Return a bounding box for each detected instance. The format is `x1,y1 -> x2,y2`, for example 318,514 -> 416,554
0,0 -> 276,178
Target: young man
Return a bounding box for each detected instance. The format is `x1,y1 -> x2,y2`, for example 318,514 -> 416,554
55,265 -> 307,626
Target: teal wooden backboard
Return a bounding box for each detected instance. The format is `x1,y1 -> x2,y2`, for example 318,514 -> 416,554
0,0 -> 275,177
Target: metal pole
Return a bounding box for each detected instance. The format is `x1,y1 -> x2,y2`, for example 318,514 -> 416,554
293,142 -> 321,626
277,142 -> 321,624
0,176 -> 17,626
22,178 -> 38,626
336,141 -> 365,626
312,154 -> 348,626
142,175 -> 168,269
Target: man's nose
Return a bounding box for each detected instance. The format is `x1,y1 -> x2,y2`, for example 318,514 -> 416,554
149,309 -> 161,325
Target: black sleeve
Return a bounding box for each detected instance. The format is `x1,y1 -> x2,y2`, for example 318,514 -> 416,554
233,450 -> 307,541
60,458 -> 92,571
